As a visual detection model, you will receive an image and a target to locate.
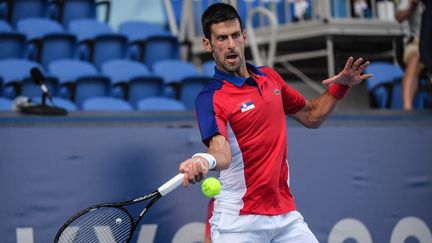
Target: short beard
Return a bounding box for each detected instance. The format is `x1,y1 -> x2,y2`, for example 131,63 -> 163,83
221,57 -> 243,73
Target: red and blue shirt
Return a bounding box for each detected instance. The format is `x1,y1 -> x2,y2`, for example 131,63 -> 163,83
195,63 -> 306,216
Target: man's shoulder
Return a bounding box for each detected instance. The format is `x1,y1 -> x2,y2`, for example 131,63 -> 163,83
256,66 -> 284,84
256,66 -> 279,77
195,78 -> 225,109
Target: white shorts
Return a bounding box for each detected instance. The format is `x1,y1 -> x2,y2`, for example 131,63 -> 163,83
210,210 -> 319,243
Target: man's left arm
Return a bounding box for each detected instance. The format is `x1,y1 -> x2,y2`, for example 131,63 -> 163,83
290,57 -> 372,128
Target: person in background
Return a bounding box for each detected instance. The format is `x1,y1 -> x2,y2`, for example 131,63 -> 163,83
395,0 -> 425,110
293,0 -> 310,21
353,0 -> 369,18
179,3 -> 371,242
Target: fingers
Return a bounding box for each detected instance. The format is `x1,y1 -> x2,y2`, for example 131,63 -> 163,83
357,61 -> 370,73
352,58 -> 364,70
345,57 -> 369,72
360,73 -> 373,80
322,76 -> 336,86
179,158 -> 208,187
343,57 -> 354,71
324,57 -> 370,87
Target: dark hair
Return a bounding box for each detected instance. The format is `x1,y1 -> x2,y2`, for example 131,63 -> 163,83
201,3 -> 243,40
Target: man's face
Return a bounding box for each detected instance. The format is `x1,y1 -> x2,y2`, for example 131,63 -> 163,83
203,19 -> 246,74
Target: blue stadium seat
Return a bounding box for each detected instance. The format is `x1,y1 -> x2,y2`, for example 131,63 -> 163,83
50,0 -> 110,27
101,59 -> 164,107
390,81 -> 403,109
33,96 -> 78,111
390,79 -> 431,110
0,20 -> 26,60
0,97 -> 12,111
119,21 -> 179,68
68,19 -> 128,69
16,18 -> 77,68
153,59 -> 201,98
22,75 -> 58,99
0,2 -> 7,21
137,97 -> 186,111
0,59 -> 54,99
48,59 -> 110,107
119,21 -> 168,41
365,62 -> 404,109
179,76 -> 209,110
82,97 -> 132,111
202,60 -> 215,77
17,17 -> 63,40
2,0 -> 48,27
153,60 -> 200,85
0,19 -> 12,31
414,89 -> 432,109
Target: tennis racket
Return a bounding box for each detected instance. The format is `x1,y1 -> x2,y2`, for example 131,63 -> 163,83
54,173 -> 184,243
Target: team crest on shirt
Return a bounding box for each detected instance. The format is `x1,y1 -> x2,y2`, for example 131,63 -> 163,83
240,100 -> 255,112
274,88 -> 280,95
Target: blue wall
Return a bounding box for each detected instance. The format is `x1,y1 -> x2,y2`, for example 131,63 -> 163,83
0,113 -> 431,243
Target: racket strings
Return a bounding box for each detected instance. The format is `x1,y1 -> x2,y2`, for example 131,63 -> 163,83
58,207 -> 132,243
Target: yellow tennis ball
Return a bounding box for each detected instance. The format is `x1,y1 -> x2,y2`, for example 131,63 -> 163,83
201,177 -> 221,198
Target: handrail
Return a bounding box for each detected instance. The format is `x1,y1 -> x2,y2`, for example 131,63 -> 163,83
163,0 -> 179,36
246,7 -> 278,67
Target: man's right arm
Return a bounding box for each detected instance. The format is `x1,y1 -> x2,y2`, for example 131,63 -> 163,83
206,134 -> 232,170
179,134 -> 231,187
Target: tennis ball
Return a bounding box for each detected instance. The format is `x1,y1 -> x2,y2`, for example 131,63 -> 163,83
201,177 -> 221,198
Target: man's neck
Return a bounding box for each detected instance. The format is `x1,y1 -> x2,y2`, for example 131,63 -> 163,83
218,63 -> 250,78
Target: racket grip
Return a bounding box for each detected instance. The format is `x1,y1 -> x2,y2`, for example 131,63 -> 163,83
158,173 -> 184,196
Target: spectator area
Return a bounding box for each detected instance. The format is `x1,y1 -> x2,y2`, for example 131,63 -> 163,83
0,0 -> 430,111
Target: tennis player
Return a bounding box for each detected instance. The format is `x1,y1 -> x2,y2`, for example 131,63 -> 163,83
179,3 -> 372,242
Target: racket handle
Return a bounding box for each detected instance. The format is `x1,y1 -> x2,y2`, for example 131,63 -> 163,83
158,173 -> 184,196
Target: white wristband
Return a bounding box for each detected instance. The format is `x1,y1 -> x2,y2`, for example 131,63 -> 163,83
192,153 -> 216,170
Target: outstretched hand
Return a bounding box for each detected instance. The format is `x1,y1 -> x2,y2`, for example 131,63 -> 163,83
322,57 -> 372,87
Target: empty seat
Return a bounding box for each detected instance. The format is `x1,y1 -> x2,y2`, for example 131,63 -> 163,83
16,18 -> 76,68
119,21 -> 168,41
153,59 -> 204,100
48,59 -> 110,107
82,97 -> 132,111
153,60 -> 200,85
50,0 -> 110,27
0,20 -> 26,59
101,59 -> 164,107
202,60 -> 215,77
0,58 -> 56,99
0,19 -> 12,31
2,0 -> 48,27
365,62 -> 404,109
179,76 -> 209,110
68,19 -> 128,69
119,21 -> 179,68
0,2 -> 7,21
137,97 -> 186,111
390,79 -> 432,110
33,96 -> 78,111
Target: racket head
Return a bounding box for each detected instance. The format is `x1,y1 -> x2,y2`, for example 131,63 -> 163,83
54,205 -> 134,243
